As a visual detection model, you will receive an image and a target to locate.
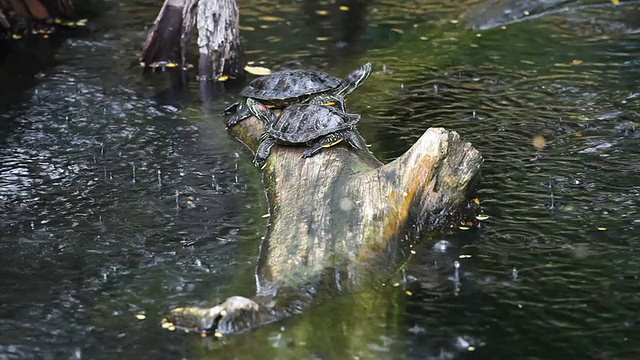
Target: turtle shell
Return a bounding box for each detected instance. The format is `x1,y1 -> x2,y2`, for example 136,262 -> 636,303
267,104 -> 360,143
240,70 -> 342,103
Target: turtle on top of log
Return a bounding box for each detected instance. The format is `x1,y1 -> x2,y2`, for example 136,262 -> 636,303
245,98 -> 365,167
224,63 -> 372,128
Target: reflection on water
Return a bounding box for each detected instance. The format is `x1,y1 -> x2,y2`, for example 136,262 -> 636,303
1,0 -> 639,359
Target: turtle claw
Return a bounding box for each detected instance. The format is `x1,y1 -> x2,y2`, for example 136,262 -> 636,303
165,296 -> 263,335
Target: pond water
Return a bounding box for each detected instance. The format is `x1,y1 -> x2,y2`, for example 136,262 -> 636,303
1,0 -> 638,359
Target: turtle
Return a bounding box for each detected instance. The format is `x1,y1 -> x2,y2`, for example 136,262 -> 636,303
246,98 -> 365,167
225,63 -> 372,127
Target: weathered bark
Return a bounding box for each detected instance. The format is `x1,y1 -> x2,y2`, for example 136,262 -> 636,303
140,0 -> 245,80
166,113 -> 483,335
139,0 -> 197,69
196,0 -> 245,80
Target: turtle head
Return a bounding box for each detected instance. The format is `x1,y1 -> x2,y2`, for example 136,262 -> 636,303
246,98 -> 277,124
337,63 -> 372,97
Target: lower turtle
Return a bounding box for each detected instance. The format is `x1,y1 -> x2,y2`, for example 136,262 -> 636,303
246,98 -> 365,167
225,63 -> 372,127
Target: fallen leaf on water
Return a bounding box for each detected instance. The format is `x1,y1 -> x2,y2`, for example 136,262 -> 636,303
244,65 -> 272,75
611,0 -> 619,4
339,6 -> 349,11
572,59 -> 582,65
391,28 -> 404,34
316,10 -> 328,15
258,15 -> 284,22
597,227 -> 607,231
135,314 -> 146,320
532,135 -> 546,150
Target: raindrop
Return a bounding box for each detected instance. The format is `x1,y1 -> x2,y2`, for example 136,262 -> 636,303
157,169 -> 162,188
512,267 -> 518,280
131,163 -> 136,184
433,240 -> 452,252
175,190 -> 180,208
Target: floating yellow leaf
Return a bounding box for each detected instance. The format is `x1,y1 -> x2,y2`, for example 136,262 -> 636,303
575,132 -> 582,137
532,135 -> 546,150
339,6 -> 349,11
217,75 -> 229,81
523,10 -> 530,16
449,19 -> 459,24
161,320 -> 173,329
168,325 -> 176,331
258,16 -> 284,22
239,26 -> 255,31
473,198 -> 480,205
200,332 -> 208,338
611,0 -> 619,4
214,331 -> 224,338
316,10 -> 329,15
459,226 -> 470,230
75,19 -> 88,26
261,213 -> 271,218
11,34 -> 22,39
244,65 -> 272,75
597,227 -> 607,231
135,314 -> 146,320
476,214 -> 489,221
316,36 -> 330,41
572,59 -> 582,65
391,28 -> 404,34
405,290 -> 413,296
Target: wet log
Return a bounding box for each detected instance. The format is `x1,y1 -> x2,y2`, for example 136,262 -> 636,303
166,113 -> 482,334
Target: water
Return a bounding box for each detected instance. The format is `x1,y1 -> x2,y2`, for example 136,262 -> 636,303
1,0 -> 639,359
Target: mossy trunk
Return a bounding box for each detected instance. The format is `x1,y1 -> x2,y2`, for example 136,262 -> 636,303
167,112 -> 482,334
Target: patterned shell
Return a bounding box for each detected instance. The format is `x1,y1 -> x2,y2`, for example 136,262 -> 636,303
267,104 -> 360,143
240,70 -> 342,101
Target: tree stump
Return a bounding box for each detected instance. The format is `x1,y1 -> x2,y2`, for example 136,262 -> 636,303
166,112 -> 483,334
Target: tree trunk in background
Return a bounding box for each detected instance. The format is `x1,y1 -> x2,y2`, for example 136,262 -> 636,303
139,0 -> 197,69
196,0 -> 245,80
140,0 -> 245,81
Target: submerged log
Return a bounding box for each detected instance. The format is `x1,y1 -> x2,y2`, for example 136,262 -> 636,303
167,109 -> 483,334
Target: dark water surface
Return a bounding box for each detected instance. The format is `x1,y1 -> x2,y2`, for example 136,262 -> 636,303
1,1 -> 639,359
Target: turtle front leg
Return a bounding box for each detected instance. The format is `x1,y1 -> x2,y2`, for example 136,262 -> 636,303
254,136 -> 277,167
226,101 -> 252,128
309,94 -> 346,112
342,129 -> 366,150
223,101 -> 240,115
301,132 -> 345,158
